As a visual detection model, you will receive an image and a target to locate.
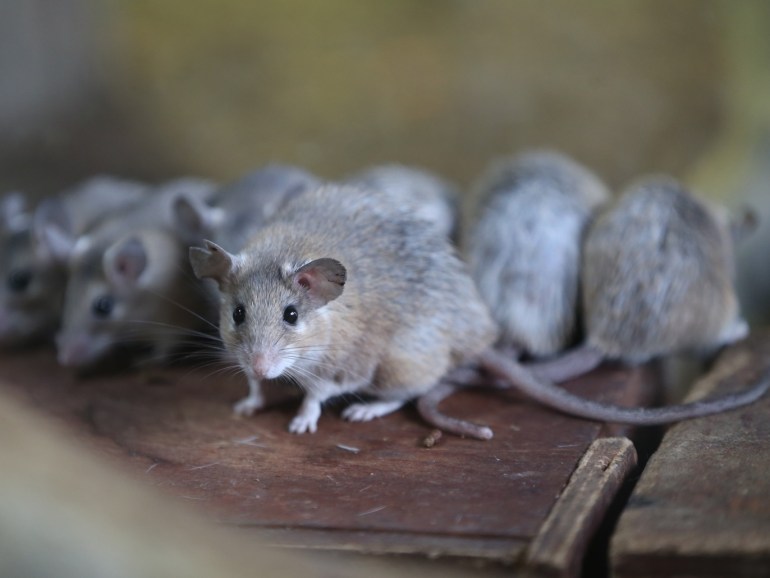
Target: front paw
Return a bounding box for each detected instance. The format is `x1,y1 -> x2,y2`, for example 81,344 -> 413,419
288,413 -> 318,434
233,395 -> 264,417
288,400 -> 321,434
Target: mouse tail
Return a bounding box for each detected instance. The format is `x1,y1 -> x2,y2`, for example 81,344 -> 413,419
416,381 -> 494,440
523,343 -> 605,382
478,349 -> 770,425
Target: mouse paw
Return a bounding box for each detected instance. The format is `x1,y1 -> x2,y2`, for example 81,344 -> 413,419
233,395 -> 264,418
342,400 -> 404,422
288,398 -> 322,434
288,413 -> 318,434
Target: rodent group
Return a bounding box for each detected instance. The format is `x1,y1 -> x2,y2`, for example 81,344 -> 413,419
1,154 -> 767,439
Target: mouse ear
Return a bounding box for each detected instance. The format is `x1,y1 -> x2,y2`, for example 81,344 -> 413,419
171,193 -> 224,242
0,192 -> 29,232
104,236 -> 148,287
292,258 -> 346,307
189,240 -> 236,286
33,197 -> 76,263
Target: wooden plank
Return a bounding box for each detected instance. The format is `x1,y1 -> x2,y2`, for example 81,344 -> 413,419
0,346 -> 652,566
526,437 -> 637,578
611,331 -> 770,578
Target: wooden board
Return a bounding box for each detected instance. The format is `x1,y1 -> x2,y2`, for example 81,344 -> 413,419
611,331 -> 770,578
0,346 -> 651,572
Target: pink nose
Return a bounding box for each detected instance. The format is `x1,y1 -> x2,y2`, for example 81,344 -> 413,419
56,334 -> 93,367
251,353 -> 269,379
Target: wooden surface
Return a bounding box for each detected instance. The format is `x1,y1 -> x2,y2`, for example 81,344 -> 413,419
526,437 -> 637,578
611,332 -> 770,578
0,346 -> 654,570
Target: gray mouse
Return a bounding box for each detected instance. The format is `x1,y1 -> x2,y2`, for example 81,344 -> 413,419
423,175 -> 768,437
524,175 -> 751,382
418,151 -> 609,435
0,177 -> 149,347
343,164 -> 460,240
175,164 -> 323,254
190,182 -> 768,437
190,183 -> 496,430
466,150 -> 609,357
54,178 -> 219,369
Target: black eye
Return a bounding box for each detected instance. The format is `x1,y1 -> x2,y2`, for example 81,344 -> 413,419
7,269 -> 32,293
92,295 -> 114,318
283,305 -> 298,325
233,304 -> 246,326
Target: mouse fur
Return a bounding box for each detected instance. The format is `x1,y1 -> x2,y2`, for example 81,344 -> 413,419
0,177 -> 149,346
190,184 -> 496,433
55,178 -> 218,368
343,164 -> 460,240
467,150 -> 609,357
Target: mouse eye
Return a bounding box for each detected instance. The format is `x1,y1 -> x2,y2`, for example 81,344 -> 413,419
92,295 -> 114,318
233,304 -> 246,326
283,305 -> 298,325
7,269 -> 32,293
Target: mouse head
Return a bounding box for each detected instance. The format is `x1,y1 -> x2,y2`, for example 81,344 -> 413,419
0,192 -> 66,345
190,240 -> 346,381
56,230 -> 184,367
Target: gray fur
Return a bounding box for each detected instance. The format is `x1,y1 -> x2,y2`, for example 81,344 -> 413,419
0,177 -> 149,346
55,178 -> 219,368
583,176 -> 748,363
426,172 -> 765,436
467,150 -> 609,356
211,164 -> 323,252
343,164 -> 459,240
194,184 -> 497,433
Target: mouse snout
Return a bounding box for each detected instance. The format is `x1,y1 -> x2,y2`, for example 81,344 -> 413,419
55,331 -> 110,368
250,349 -> 286,380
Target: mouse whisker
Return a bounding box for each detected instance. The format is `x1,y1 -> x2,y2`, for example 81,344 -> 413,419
143,287 -> 220,332
123,319 -> 222,342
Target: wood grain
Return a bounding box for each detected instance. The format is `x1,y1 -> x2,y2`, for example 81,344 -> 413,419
0,347 -> 653,565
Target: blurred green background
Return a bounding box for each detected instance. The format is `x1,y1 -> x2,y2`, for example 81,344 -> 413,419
1,0 -> 764,191
1,0 -> 769,317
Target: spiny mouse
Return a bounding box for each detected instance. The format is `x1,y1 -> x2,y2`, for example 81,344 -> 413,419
525,175 -> 750,382
55,178 -> 218,369
0,177 -> 149,347
467,150 -> 609,357
418,150 -> 609,434
190,184 -> 496,431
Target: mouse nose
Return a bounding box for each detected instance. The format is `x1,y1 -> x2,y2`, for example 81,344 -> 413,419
250,349 -> 285,380
56,333 -> 90,367
251,352 -> 270,379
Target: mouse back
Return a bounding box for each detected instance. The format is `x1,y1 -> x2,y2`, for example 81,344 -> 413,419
583,176 -> 747,362
343,164 -> 459,240
33,175 -> 151,264
467,150 -> 609,357
211,164 -> 322,252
